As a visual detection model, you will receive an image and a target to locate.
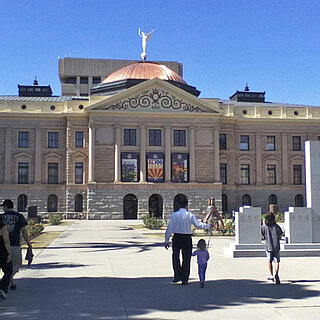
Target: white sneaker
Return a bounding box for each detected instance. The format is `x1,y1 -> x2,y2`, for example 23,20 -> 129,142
0,290 -> 7,300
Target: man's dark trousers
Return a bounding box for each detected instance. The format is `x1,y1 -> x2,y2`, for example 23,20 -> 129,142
0,258 -> 12,292
172,233 -> 192,283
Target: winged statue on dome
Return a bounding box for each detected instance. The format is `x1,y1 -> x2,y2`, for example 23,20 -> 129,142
138,28 -> 155,61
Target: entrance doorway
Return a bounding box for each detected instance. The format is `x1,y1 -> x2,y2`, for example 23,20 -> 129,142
173,194 -> 188,212
123,194 -> 138,219
148,194 -> 163,218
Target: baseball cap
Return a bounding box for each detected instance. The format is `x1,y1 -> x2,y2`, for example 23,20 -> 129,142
0,199 -> 14,208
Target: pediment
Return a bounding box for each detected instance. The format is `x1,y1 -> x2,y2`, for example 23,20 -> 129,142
263,154 -> 280,162
237,154 -> 254,161
14,152 -> 32,160
44,152 -> 62,160
87,78 -> 219,114
289,155 -> 304,162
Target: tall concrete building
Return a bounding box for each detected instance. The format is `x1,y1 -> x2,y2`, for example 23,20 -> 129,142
58,58 -> 183,96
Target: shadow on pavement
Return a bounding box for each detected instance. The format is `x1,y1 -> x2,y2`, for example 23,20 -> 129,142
0,276 -> 319,319
27,262 -> 88,270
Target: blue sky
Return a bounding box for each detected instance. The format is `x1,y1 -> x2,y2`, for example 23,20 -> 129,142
0,0 -> 319,105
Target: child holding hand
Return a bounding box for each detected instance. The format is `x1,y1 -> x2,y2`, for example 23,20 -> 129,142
192,239 -> 209,288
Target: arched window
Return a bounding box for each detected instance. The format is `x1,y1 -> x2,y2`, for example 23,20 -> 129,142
148,194 -> 163,218
75,194 -> 83,212
123,194 -> 138,219
17,194 -> 28,212
269,194 -> 277,205
222,194 -> 228,213
47,194 -> 58,212
295,194 -> 304,207
242,194 -> 251,206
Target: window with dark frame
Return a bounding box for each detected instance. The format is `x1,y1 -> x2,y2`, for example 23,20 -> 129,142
292,136 -> 302,151
222,194 -> 228,213
48,163 -> 58,184
47,194 -> 58,212
80,77 -> 88,84
75,162 -> 83,184
48,132 -> 59,148
75,194 -> 83,212
92,77 -> 101,84
17,194 -> 28,212
293,165 -> 302,184
220,163 -> 227,184
149,129 -> 161,146
124,129 -> 137,146
18,131 -> 29,148
266,164 -> 276,184
240,135 -> 249,150
75,131 -> 84,147
18,162 -> 29,184
240,164 -> 250,184
173,130 -> 186,146
295,194 -> 304,207
219,134 -> 227,150
266,136 -> 275,151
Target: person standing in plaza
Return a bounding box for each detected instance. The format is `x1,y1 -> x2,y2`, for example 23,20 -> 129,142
0,215 -> 12,299
192,239 -> 210,288
164,197 -> 210,285
261,213 -> 283,285
1,199 -> 32,290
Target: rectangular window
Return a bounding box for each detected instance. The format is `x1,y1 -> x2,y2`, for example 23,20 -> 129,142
240,164 -> 250,184
75,162 -> 83,184
173,130 -> 186,146
220,163 -> 227,184
149,129 -> 161,146
80,77 -> 88,84
18,131 -> 29,148
266,136 -> 275,151
75,131 -> 84,147
240,135 -> 249,150
292,136 -> 301,151
66,77 -> 76,84
171,153 -> 189,183
48,163 -> 58,184
266,164 -> 276,184
48,132 -> 59,148
92,77 -> 101,84
219,134 -> 227,150
124,129 -> 136,146
18,162 -> 29,184
293,165 -> 302,184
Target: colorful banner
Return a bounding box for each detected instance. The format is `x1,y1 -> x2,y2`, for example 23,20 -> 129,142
121,153 -> 139,182
171,153 -> 189,183
147,153 -> 164,182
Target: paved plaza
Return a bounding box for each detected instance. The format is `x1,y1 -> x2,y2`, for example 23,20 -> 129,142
1,220 -> 320,319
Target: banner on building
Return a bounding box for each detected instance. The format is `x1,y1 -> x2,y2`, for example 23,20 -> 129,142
147,153 -> 164,182
171,153 -> 189,183
121,152 -> 139,182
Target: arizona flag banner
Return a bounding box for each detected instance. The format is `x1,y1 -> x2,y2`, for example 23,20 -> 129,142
147,153 -> 164,182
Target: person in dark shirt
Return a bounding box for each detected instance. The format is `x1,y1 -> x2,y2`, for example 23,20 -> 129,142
0,215 -> 12,299
1,199 -> 32,290
261,213 -> 283,285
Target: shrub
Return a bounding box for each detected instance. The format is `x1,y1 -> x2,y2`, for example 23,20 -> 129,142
217,218 -> 235,236
142,215 -> 164,230
26,219 -> 44,240
261,212 -> 284,223
49,213 -> 63,225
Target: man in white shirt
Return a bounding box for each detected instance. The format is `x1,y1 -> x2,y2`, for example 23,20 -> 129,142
164,196 -> 210,285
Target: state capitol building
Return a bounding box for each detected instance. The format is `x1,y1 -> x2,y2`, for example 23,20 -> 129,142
0,56 -> 316,219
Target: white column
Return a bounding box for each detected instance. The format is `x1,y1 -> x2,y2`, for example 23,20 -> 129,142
4,128 -> 12,184
214,128 -> 220,182
255,133 -> 262,185
34,128 -> 42,183
165,126 -> 171,182
140,126 -> 146,182
88,123 -> 95,182
114,126 -> 121,182
281,134 -> 288,184
189,126 -> 196,182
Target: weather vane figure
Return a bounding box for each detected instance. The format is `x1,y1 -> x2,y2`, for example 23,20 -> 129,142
138,28 -> 155,61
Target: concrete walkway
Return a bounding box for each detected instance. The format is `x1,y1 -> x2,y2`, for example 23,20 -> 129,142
1,220 -> 320,319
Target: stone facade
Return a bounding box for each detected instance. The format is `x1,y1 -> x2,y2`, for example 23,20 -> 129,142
0,73 -> 318,220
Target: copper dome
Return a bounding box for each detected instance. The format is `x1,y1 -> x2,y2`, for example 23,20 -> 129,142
102,61 -> 186,84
